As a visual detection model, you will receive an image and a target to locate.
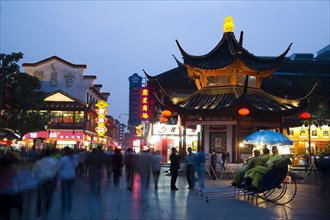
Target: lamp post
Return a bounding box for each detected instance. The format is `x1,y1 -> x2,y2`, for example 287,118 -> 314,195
299,112 -> 311,166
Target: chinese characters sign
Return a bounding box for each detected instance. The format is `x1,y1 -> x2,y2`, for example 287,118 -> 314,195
141,87 -> 149,121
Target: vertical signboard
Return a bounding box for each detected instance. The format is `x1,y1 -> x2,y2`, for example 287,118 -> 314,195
128,73 -> 142,126
141,87 -> 149,121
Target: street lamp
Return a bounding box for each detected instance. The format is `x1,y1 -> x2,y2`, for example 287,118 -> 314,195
299,112 -> 311,166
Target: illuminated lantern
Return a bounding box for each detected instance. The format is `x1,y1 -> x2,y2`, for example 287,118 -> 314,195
238,107 -> 250,116
299,112 -> 310,120
159,116 -> 169,123
161,110 -> 172,117
95,108 -> 108,115
95,116 -> 107,124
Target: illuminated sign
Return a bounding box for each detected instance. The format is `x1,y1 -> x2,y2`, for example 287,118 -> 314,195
152,124 -> 200,135
128,73 -> 142,126
141,87 -> 149,121
95,100 -> 109,136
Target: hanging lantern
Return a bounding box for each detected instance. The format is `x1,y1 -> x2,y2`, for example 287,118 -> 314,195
299,112 -> 310,120
161,110 -> 172,117
159,116 -> 169,123
238,107 -> 250,116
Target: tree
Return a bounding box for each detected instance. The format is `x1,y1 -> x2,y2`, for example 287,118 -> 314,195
0,52 -> 49,138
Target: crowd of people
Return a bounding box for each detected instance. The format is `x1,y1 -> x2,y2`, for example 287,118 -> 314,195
3,144 -> 326,219
0,145 -> 163,219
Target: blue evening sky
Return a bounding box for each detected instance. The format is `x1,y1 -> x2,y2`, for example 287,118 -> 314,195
1,1 -> 329,123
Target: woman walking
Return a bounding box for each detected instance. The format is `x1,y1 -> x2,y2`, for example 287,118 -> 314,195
59,147 -> 78,212
151,150 -> 162,191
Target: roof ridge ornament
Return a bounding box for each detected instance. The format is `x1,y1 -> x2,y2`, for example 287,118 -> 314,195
223,16 -> 234,33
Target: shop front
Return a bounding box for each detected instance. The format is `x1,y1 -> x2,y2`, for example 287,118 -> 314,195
287,125 -> 330,166
22,130 -> 108,150
148,123 -> 200,163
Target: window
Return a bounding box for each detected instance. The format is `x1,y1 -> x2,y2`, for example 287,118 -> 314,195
206,75 -> 231,86
311,130 -> 317,137
237,75 -> 256,87
299,129 -> 306,137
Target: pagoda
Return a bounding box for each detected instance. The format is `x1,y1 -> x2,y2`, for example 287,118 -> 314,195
146,17 -> 316,162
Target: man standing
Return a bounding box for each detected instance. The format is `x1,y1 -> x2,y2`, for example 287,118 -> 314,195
185,147 -> 197,190
170,147 -> 180,191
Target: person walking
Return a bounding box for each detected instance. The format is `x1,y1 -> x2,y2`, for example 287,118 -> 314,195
151,150 -> 162,191
185,147 -> 197,190
124,148 -> 136,191
136,149 -> 152,189
170,147 -> 180,191
221,150 -> 229,172
85,145 -> 107,194
32,148 -> 59,217
111,148 -> 124,188
105,147 -> 114,181
210,150 -> 217,180
195,150 -> 206,191
58,147 -> 78,212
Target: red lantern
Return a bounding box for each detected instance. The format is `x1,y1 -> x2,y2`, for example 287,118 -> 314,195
159,116 -> 169,123
299,112 -> 310,119
162,110 -> 172,117
238,108 -> 250,116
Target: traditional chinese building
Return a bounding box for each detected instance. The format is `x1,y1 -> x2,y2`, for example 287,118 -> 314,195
145,17 -> 316,162
21,56 -> 117,149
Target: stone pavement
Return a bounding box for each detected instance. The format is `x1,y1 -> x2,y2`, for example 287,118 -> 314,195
9,168 -> 330,220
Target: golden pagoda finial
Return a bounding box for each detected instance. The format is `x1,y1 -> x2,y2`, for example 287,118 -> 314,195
223,16 -> 234,33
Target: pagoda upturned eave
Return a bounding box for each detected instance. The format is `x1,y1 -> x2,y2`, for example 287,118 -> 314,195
154,85 -> 314,116
176,32 -> 292,73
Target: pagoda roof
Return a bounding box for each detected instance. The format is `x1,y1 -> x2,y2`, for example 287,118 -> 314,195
176,32 -> 292,72
154,84 -> 316,116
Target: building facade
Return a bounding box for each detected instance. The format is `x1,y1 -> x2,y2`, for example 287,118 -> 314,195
144,17 -> 319,163
21,56 -> 117,149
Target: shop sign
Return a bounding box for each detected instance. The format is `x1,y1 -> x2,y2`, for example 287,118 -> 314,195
141,87 -> 149,121
152,124 -> 199,135
23,131 -> 84,140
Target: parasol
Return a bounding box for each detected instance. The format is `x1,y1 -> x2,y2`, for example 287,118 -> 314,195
244,130 -> 293,146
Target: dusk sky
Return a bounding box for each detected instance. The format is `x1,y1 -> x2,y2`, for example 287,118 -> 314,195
1,1 -> 329,124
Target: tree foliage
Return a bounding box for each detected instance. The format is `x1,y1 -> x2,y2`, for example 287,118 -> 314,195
0,52 -> 49,138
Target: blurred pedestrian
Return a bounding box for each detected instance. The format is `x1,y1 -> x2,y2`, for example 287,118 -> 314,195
170,147 -> 180,191
195,150 -> 206,191
151,150 -> 163,191
111,148 -> 124,188
32,148 -> 59,217
0,153 -> 23,219
210,150 -> 217,180
105,147 -> 114,180
318,150 -> 330,198
59,147 -> 78,212
221,150 -> 229,172
85,145 -> 107,194
124,148 -> 135,191
185,147 -> 197,190
136,148 -> 152,189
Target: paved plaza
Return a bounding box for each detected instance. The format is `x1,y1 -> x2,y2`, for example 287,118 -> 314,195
8,169 -> 330,220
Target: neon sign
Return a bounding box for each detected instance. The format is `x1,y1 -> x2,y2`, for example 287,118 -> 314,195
141,87 -> 149,121
95,100 -> 108,136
